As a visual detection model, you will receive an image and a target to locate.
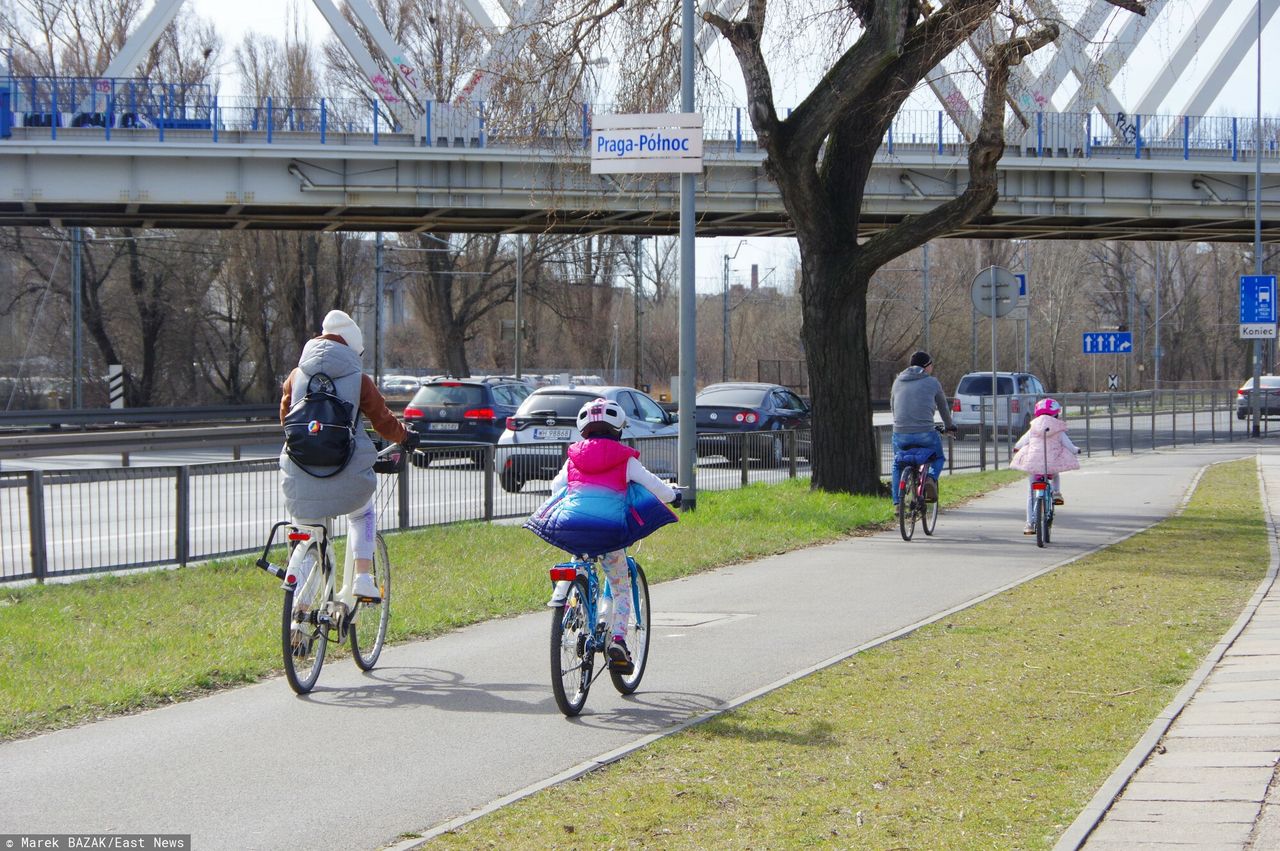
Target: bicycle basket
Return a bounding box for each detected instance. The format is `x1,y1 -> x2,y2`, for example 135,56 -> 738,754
373,449 -> 405,475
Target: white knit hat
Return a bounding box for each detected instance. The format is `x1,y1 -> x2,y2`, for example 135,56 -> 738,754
321,309 -> 364,355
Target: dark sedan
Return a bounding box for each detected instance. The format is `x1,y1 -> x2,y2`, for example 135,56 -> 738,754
404,377 -> 532,466
695,382 -> 811,466
1237,375 -> 1280,419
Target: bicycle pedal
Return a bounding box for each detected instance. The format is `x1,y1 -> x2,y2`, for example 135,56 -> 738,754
608,658 -> 635,674
355,594 -> 381,603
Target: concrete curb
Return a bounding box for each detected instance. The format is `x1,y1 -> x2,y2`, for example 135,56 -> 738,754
1051,456 -> 1280,850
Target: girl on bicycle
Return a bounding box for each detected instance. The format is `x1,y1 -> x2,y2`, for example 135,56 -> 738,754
524,397 -> 679,673
1010,397 -> 1080,535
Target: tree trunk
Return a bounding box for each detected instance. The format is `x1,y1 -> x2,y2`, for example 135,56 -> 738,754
800,246 -> 881,494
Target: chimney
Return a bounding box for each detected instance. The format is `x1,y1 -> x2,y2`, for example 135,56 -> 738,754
751,264 -> 759,290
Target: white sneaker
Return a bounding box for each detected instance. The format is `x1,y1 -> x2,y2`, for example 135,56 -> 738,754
546,579 -> 571,608
352,572 -> 382,600
285,553 -> 315,592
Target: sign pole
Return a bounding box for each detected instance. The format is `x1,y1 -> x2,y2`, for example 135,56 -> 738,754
678,0 -> 697,507
1253,0 -> 1264,438
990,266 -> 999,469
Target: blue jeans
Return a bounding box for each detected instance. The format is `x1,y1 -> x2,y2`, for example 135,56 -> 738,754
891,431 -> 945,505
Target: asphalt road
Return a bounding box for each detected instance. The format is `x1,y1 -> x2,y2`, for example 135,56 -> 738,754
0,443 -> 1258,850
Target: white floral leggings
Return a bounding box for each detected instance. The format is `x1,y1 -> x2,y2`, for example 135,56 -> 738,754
601,550 -> 632,639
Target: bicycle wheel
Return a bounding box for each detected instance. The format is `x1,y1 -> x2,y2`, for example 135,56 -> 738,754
282,543 -> 329,694
898,468 -> 917,541
1044,502 -> 1054,544
1035,496 -> 1047,548
610,562 -> 651,695
550,576 -> 593,716
921,471 -> 940,536
350,533 -> 391,671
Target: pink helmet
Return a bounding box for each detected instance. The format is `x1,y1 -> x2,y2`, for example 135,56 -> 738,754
1034,398 -> 1062,418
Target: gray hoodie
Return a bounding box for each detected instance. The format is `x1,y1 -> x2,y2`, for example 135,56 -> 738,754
279,337 -> 377,520
890,366 -> 955,433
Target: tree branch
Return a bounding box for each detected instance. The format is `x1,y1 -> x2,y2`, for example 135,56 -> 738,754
858,21 -> 1059,272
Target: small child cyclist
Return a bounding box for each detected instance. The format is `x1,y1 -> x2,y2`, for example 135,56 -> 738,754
524,397 -> 680,673
1010,398 -> 1080,535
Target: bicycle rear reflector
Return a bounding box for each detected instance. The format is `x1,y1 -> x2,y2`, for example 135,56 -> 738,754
549,567 -> 578,582
288,531 -> 312,541
1031,481 -> 1048,491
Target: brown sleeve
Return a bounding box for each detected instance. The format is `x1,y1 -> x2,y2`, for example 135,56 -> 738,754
279,370 -> 297,425
360,374 -> 408,444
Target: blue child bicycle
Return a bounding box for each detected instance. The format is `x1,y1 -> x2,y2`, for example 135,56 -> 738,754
548,553 -> 651,716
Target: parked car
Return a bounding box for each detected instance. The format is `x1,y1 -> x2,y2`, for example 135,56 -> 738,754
1236,375 -> 1280,419
694,382 -> 811,465
404,377 -> 533,466
496,385 -> 678,492
379,374 -> 422,396
950,371 -> 1047,437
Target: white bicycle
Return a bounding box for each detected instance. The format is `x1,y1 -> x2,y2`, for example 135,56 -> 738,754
257,443 -> 402,694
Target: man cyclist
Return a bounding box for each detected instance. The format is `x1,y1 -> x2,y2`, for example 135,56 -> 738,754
890,350 -> 957,504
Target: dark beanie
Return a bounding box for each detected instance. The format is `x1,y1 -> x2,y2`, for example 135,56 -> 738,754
909,350 -> 932,368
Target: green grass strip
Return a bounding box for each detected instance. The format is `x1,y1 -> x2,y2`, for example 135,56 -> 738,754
432,458 -> 1268,850
0,470 -> 1019,741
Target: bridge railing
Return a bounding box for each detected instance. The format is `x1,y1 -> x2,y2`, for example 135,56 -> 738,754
3,75 -> 1279,162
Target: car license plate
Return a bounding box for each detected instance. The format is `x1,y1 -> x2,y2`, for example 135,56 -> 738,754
533,427 -> 573,440
428,422 -> 459,431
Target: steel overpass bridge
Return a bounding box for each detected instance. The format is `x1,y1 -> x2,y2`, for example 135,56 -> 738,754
2,104 -> 1279,242
1,0 -> 1278,242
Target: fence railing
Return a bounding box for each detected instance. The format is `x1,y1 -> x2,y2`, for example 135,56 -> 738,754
3,391 -> 1268,583
4,75 -> 1279,164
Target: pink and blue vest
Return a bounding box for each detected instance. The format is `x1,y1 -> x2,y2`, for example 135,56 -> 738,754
524,438 -> 677,556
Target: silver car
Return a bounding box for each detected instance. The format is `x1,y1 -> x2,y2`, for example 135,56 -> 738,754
496,385 -> 678,492
950,371 -> 1046,437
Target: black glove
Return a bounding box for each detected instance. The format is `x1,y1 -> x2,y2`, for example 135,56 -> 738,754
671,491 -> 683,509
401,428 -> 421,450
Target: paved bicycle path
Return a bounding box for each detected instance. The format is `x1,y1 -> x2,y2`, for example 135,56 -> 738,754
0,445 -> 1256,850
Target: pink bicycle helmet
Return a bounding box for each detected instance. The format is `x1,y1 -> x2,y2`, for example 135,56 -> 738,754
1034,397 -> 1062,418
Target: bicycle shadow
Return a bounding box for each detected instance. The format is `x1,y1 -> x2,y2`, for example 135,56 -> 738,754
297,668 -> 722,732
549,689 -> 723,733
296,666 -> 547,714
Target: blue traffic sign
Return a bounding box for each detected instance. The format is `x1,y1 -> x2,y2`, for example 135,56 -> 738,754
1082,331 -> 1133,354
1240,275 -> 1277,324
1015,273 -> 1027,298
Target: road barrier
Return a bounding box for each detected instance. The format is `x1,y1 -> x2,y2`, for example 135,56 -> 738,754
2,392 -> 1266,584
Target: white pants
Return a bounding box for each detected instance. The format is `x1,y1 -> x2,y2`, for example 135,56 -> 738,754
295,497 -> 376,560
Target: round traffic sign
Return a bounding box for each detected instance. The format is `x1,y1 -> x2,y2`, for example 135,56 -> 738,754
970,266 -> 1018,318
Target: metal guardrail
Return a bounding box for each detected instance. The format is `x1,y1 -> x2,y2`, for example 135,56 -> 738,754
3,391 -> 1269,584
0,404 -> 275,427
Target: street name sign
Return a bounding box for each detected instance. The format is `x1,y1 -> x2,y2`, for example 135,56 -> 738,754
591,113 -> 704,174
1082,331 -> 1133,354
1239,274 -> 1277,339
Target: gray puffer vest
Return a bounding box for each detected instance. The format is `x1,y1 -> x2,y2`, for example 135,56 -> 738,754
279,338 -> 376,520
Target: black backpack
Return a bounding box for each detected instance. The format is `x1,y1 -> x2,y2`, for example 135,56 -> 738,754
283,372 -> 357,478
